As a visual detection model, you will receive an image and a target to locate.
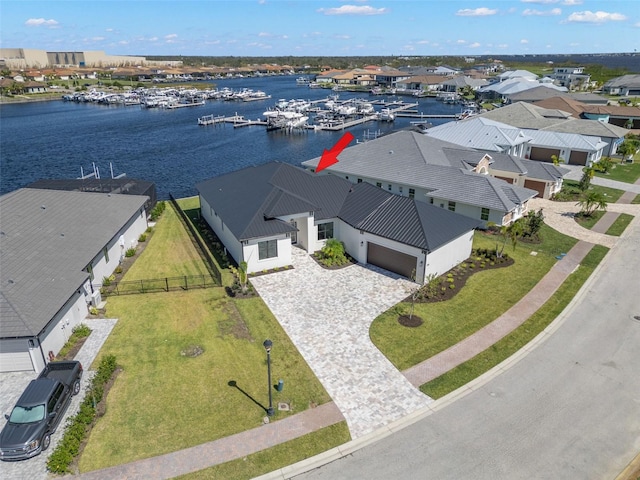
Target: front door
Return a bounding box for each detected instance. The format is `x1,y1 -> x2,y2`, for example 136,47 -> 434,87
290,219 -> 297,244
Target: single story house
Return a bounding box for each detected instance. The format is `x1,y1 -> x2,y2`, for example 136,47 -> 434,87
196,162 -> 481,284
302,130 -> 538,227
0,189 -> 149,373
602,74 -> 640,96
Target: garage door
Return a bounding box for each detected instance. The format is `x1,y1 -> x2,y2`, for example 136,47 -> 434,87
0,339 -> 34,372
530,147 -> 560,162
367,243 -> 416,279
524,179 -> 546,197
569,150 -> 588,165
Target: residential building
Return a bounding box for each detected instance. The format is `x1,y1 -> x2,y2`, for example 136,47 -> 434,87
0,189 -> 149,372
549,66 -> 591,90
196,162 -> 481,284
302,130 -> 538,226
602,74 -> 640,96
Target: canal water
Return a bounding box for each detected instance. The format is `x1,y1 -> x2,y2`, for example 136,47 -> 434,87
0,75 -> 463,199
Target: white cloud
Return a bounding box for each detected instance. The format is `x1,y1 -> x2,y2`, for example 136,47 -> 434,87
567,10 -> 627,23
562,0 -> 582,5
259,32 -> 271,37
118,40 -> 129,45
25,18 -> 58,27
521,0 -> 558,4
333,34 -> 352,40
469,42 -> 481,48
106,28 -> 114,32
91,36 -> 105,41
523,8 -> 561,16
521,39 -> 529,44
457,39 -> 467,44
165,34 -> 178,39
149,37 -> 159,42
415,40 -> 429,44
456,8 -> 497,17
318,5 -> 388,15
497,43 -> 509,49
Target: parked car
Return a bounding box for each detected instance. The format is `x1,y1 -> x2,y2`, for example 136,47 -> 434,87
0,361 -> 83,461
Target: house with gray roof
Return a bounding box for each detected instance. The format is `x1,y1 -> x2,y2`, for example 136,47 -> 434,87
302,130 -> 538,227
478,102 -> 628,157
602,74 -> 640,96
0,189 -> 149,372
196,162 -> 481,284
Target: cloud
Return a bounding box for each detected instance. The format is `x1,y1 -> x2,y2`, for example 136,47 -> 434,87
567,10 -> 627,23
523,8 -> 561,16
469,42 -> 481,48
457,39 -> 467,44
521,0 -> 558,4
25,18 -> 58,27
318,5 -> 388,15
91,36 -> 105,41
333,34 -> 352,40
165,34 -> 178,39
521,39 -> 529,44
562,0 -> 582,5
456,8 -> 497,17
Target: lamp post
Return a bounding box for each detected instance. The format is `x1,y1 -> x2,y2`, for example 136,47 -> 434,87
263,339 -> 274,417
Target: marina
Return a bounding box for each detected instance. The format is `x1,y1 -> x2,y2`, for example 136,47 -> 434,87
1,74 -> 465,199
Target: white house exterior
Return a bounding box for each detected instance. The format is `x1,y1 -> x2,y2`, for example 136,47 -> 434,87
0,189 -> 148,372
197,163 -> 481,284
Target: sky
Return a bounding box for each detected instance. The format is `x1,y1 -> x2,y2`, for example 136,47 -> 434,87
0,0 -> 638,57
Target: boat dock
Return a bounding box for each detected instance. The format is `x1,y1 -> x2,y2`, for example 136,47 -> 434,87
395,112 -> 457,119
313,102 -> 418,131
198,114 -> 268,127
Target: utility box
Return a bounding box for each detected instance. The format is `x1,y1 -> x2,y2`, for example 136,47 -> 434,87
90,290 -> 102,307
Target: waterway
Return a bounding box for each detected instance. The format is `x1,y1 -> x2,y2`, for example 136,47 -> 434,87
0,75 -> 463,199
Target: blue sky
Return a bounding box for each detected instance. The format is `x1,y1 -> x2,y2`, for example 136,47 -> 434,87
1,1 -> 638,57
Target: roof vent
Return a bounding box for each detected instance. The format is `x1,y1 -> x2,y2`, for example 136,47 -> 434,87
389,150 -> 394,154
41,205 -> 46,209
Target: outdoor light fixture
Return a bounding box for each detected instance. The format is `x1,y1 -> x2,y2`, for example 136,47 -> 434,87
263,339 -> 274,416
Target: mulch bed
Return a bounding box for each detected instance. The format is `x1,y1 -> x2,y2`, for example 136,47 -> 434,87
406,251 -> 515,304
398,314 -> 424,327
310,253 -> 357,270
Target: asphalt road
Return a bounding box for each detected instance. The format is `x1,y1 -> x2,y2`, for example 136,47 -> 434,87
297,217 -> 640,479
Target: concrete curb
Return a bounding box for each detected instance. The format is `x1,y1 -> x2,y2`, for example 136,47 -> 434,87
254,238 -> 619,480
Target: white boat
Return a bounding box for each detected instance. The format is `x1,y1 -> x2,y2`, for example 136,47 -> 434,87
296,76 -> 311,85
378,108 -> 395,122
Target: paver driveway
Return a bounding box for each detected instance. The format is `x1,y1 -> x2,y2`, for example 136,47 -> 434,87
250,248 -> 433,439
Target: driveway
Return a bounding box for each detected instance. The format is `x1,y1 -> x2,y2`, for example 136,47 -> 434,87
250,248 -> 433,439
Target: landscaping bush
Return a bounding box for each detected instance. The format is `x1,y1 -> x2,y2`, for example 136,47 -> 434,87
138,233 -> 147,242
125,247 -> 136,257
315,239 -> 349,267
149,201 -> 166,221
47,355 -> 118,474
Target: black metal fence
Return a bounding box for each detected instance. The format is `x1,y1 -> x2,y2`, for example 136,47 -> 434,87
168,194 -> 223,285
102,275 -> 217,296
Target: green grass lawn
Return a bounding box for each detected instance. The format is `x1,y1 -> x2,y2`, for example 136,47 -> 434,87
79,203 -> 342,472
595,159 -> 640,184
421,245 -> 609,399
606,213 -> 634,236
562,180 -> 626,203
370,225 -> 577,371
175,423 -> 350,480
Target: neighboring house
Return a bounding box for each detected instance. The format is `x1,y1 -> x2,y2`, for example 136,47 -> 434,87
374,69 -> 413,88
302,130 -> 538,227
196,162 -> 481,284
496,70 -> 539,82
478,78 -> 567,101
427,116 -> 607,167
478,102 -> 628,158
602,74 -> 640,96
0,189 -> 149,373
438,75 -> 488,93
549,66 -> 591,90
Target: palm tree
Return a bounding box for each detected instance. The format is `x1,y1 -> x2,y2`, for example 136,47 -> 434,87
577,191 -> 608,217
578,165 -> 595,191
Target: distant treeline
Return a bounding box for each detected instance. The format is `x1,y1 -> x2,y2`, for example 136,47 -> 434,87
144,53 -> 639,74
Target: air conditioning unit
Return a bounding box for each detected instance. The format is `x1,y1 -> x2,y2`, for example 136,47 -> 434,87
90,290 -> 102,307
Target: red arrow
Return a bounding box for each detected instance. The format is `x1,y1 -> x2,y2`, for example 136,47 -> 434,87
316,131 -> 354,173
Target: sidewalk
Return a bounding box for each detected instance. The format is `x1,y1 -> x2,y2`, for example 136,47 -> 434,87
73,186 -> 640,480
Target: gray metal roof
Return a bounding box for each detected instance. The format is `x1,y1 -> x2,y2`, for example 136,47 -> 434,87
0,189 -> 148,338
302,130 -> 537,213
523,128 -> 608,151
540,118 -> 628,139
426,117 -> 532,152
478,102 -> 574,129
196,162 -> 353,241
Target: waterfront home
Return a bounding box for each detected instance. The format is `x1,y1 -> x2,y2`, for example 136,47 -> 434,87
196,162 -> 481,283
478,102 -> 628,158
0,189 -> 149,372
602,74 -> 640,96
302,130 -> 538,226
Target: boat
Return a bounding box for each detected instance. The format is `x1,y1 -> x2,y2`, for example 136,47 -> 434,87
378,108 -> 395,122
296,76 -> 311,86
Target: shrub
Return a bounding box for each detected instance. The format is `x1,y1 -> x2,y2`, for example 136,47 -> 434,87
114,265 -> 123,274
72,323 -> 92,337
47,355 -> 118,474
149,201 -> 166,221
145,226 -> 153,233
101,275 -> 111,287
138,233 -> 147,242
125,247 -> 136,257
89,306 -> 99,316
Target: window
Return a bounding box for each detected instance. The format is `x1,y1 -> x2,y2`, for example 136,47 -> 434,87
387,184 -> 392,191
87,263 -> 94,281
357,178 -> 363,183
481,208 -> 490,221
409,188 -> 415,199
317,222 -> 334,240
448,201 -> 456,211
258,240 -> 278,260
376,182 -> 382,188
103,246 -> 109,263
399,186 -> 403,193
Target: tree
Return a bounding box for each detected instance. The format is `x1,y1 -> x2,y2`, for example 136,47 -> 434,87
238,261 -> 248,295
496,218 -> 524,257
577,191 -> 608,217
578,165 -> 595,191
523,208 -> 544,238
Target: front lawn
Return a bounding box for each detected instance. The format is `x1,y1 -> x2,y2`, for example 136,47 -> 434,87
79,202 -> 340,472
421,244 -> 609,398
555,180 -> 625,203
595,158 -> 640,184
370,225 -> 577,371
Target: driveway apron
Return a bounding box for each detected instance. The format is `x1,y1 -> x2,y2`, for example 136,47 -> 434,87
250,248 -> 433,439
